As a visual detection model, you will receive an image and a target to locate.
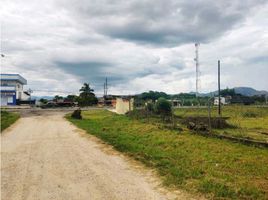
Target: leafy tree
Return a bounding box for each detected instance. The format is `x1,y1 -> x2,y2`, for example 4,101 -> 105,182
155,97 -> 172,116
252,95 -> 266,104
78,83 -> 98,106
66,95 -> 79,102
39,98 -> 48,104
221,88 -> 236,97
53,95 -> 63,101
140,91 -> 169,102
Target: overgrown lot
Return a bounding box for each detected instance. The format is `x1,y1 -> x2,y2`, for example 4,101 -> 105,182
68,110 -> 268,199
174,106 -> 268,142
1,110 -> 20,132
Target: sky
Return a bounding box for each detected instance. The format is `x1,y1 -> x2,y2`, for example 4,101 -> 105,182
1,0 -> 268,97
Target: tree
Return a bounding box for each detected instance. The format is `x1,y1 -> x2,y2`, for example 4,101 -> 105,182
155,97 -> 172,116
221,88 -> 236,97
39,98 -> 48,104
79,83 -> 94,97
53,95 -> 63,101
66,95 -> 79,102
78,83 -> 98,106
140,91 -> 169,102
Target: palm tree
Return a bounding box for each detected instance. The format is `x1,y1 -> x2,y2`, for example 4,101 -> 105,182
79,83 -> 94,98
78,83 -> 97,106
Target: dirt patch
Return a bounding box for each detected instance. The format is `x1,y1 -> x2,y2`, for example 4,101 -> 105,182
182,116 -> 234,129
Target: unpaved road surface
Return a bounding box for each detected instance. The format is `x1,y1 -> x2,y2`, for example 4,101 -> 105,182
1,111 -> 197,200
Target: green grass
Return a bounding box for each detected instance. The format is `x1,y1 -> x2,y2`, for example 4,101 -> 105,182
1,110 -> 20,132
67,110 -> 268,200
174,106 -> 268,142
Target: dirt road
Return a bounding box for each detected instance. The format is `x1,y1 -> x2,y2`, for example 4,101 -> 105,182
1,111 -> 195,200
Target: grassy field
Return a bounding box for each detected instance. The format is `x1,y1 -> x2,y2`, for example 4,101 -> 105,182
68,110 -> 268,200
1,110 -> 20,132
174,106 -> 268,143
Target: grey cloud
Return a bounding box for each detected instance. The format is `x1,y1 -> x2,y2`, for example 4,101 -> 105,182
61,0 -> 267,46
2,0 -> 267,96
55,60 -> 161,91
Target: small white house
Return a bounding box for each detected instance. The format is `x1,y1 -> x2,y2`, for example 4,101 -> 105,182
0,74 -> 30,106
168,99 -> 182,107
214,97 -> 226,105
115,97 -> 134,114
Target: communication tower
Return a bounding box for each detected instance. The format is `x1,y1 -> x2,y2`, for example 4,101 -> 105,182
194,43 -> 200,97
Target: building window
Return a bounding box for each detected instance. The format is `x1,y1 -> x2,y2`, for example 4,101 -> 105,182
8,97 -> 13,103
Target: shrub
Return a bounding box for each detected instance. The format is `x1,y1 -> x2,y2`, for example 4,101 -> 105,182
155,97 -> 172,116
78,96 -> 98,107
71,109 -> 82,119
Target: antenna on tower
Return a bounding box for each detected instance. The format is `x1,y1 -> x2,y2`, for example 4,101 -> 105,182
194,43 -> 200,98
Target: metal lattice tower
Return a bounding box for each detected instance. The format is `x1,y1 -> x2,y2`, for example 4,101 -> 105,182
194,43 -> 200,97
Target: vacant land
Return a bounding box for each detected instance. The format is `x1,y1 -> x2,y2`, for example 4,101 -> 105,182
174,106 -> 268,142
68,110 -> 268,199
1,110 -> 20,131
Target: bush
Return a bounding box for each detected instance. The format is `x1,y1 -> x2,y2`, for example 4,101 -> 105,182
71,109 -> 82,119
155,97 -> 172,116
78,96 -> 98,107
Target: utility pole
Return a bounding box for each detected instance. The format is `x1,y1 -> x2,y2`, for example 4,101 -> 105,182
218,60 -> 221,116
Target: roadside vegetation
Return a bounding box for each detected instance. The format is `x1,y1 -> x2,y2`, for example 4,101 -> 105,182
68,109 -> 268,200
1,110 -> 20,132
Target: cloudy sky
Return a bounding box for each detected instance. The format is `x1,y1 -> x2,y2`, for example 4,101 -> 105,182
1,0 -> 268,96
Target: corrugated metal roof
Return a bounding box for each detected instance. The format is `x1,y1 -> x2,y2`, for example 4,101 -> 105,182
0,74 -> 27,85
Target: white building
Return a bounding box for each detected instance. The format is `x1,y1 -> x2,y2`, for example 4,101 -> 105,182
168,99 -> 182,107
214,97 -> 227,105
0,74 -> 30,106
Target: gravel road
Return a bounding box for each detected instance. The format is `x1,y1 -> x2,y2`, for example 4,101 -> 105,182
1,110 -> 197,200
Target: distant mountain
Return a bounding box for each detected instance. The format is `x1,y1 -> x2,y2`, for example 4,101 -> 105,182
199,87 -> 268,97
233,87 -> 268,96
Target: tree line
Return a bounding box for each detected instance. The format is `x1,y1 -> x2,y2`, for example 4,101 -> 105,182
40,83 -> 98,106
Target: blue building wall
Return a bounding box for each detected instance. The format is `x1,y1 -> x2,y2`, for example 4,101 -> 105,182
0,90 -> 17,105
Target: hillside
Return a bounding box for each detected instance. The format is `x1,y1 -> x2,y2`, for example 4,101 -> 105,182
234,87 -> 268,96
200,87 -> 268,97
